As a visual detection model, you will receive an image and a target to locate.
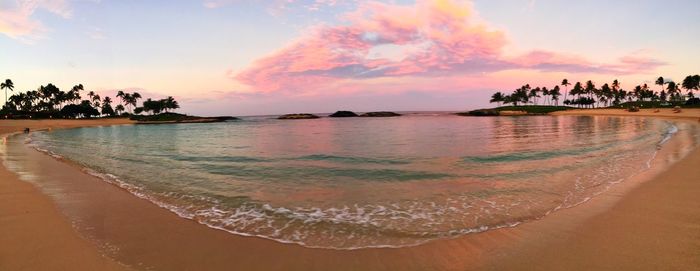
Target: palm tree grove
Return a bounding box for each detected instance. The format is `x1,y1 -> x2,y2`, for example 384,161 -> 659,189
0,80 -> 180,119
488,75 -> 700,109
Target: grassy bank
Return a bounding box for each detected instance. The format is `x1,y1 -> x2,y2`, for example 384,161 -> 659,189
130,113 -> 238,124
458,105 -> 573,116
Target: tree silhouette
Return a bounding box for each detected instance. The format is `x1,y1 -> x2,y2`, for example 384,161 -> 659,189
1,79 -> 14,107
561,79 -> 571,103
490,92 -> 505,106
551,86 -> 561,105
655,77 -> 665,94
682,75 -> 700,98
115,104 -> 125,115
101,96 -> 115,116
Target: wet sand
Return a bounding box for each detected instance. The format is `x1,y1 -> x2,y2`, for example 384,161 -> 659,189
0,119 -> 134,271
552,107 -> 700,120
1,112 -> 700,270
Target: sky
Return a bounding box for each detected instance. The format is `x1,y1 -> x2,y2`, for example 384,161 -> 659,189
1,0 -> 698,116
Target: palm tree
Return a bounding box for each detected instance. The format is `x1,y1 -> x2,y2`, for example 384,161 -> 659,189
522,84 -> 532,104
8,93 -> 23,111
164,96 -> 179,112
551,85 -> 561,105
584,81 -> 595,99
561,79 -> 571,103
600,83 -> 612,107
125,92 -> 142,113
570,82 -> 583,107
667,81 -> 680,102
490,92 -> 505,106
633,85 -> 643,101
611,79 -> 621,105
65,84 -> 82,106
101,96 -> 115,116
92,94 -> 101,106
642,83 -> 652,101
659,89 -> 667,101
115,104 -> 125,116
682,75 -> 700,98
508,87 -> 528,106
116,91 -> 128,111
541,87 -> 550,105
116,91 -> 125,101
529,87 -> 541,105
1,79 -> 14,107
655,77 -> 665,94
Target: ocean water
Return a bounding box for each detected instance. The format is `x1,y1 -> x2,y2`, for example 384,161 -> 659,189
18,114 -> 697,249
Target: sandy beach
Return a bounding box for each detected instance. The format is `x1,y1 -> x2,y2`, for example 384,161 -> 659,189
1,111 -> 699,270
551,107 -> 700,120
0,119 -> 134,271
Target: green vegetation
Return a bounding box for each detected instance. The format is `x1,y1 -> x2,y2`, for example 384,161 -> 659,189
1,79 -> 14,106
278,113 -> 320,119
359,111 -> 401,117
457,109 -> 499,116
135,97 -> 179,115
492,106 -> 571,114
0,79 -> 183,120
130,112 -> 237,124
459,106 -> 571,116
489,74 -> 700,109
329,111 -> 359,117
611,100 -> 700,109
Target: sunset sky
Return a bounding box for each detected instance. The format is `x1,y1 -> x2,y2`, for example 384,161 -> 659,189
1,0 -> 698,116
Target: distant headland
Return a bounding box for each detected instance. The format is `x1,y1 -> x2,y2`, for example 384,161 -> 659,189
3,74 -> 698,121
0,80 -> 238,124
279,111 -> 403,119
460,75 -> 700,116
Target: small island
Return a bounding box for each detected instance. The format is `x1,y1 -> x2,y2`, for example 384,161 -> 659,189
278,113 -> 320,119
458,75 -> 700,117
457,106 -> 570,116
0,80 -> 242,125
131,113 -> 238,124
359,111 -> 401,117
329,111 -> 359,117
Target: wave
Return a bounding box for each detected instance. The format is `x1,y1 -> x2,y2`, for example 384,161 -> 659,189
199,163 -> 454,182
293,154 -> 412,165
20,117 -> 690,250
64,166 -> 537,249
169,155 -> 271,163
56,151 -> 663,250
462,133 -> 653,163
657,123 -> 678,147
167,154 -> 412,165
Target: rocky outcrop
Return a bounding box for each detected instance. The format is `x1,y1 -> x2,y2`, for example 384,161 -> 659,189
456,109 -> 499,116
329,111 -> 359,117
278,113 -> 320,119
359,111 -> 401,117
133,113 -> 239,124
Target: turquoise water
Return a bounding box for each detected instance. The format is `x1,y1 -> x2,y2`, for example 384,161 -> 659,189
24,114 -> 691,249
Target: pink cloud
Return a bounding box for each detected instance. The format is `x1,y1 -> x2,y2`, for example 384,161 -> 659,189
234,0 -> 666,93
607,54 -> 667,74
0,0 -> 73,42
203,0 -> 348,13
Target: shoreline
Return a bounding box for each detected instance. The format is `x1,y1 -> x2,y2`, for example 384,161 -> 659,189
2,111 -> 700,270
0,119 -> 135,271
551,107 -> 700,120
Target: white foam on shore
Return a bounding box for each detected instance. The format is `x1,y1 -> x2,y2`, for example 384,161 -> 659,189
18,120 -> 693,250
658,123 -> 679,147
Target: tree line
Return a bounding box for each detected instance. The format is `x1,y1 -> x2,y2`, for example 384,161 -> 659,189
0,79 -> 180,118
489,75 -> 700,108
